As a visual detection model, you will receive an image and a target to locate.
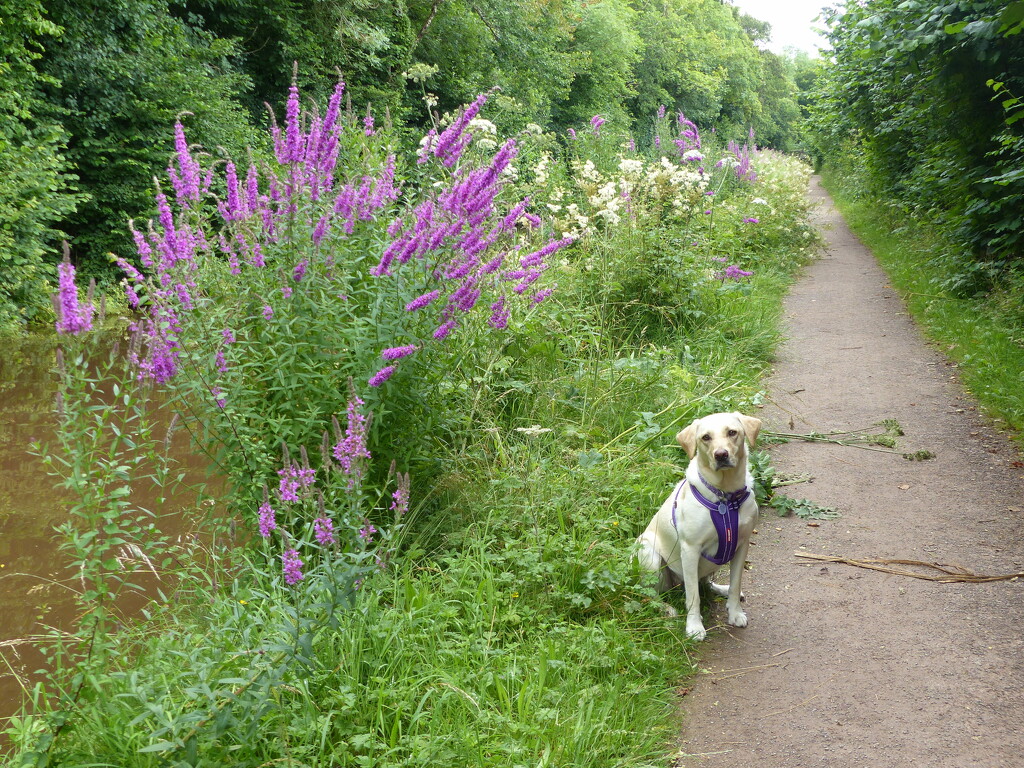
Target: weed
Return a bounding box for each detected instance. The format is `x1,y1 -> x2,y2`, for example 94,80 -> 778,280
770,496 -> 841,520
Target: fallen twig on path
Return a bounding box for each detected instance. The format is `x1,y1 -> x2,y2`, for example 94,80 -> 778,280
705,662 -> 782,681
763,429 -> 901,454
795,552 -> 1024,583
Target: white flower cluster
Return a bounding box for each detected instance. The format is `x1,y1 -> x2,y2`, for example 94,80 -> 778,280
468,118 -> 497,135
534,154 -> 552,184
644,157 -> 708,212
618,158 -> 645,176
589,181 -> 624,226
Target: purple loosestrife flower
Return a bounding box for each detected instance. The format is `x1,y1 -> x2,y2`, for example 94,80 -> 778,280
657,104 -> 667,120
488,296 -> 509,329
278,464 -> 315,502
359,522 -> 377,543
219,162 -> 243,221
293,259 -> 308,282
314,516 -> 336,547
368,365 -> 396,387
54,257 -> 94,335
654,135 -> 661,149
364,115 -> 375,136
567,128 -> 577,140
431,92 -> 489,166
333,398 -> 372,486
405,289 -> 441,312
245,164 -> 260,213
211,386 -> 227,409
743,217 -> 760,224
433,319 -> 458,340
590,114 -> 606,135
717,264 -> 754,282
282,548 -> 304,585
391,472 -> 410,518
283,82 -> 302,164
262,304 -> 274,320
312,215 -> 330,245
258,502 -> 277,537
531,287 -> 555,305
381,344 -> 417,361
168,121 -> 201,206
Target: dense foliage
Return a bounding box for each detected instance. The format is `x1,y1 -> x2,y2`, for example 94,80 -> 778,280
8,77 -> 819,764
811,0 -> 1024,298
0,0 -> 810,332
0,0 -> 79,329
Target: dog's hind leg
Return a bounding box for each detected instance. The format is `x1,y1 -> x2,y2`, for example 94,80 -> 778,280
703,577 -> 744,601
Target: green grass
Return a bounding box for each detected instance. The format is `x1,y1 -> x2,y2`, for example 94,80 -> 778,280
821,171 -> 1024,443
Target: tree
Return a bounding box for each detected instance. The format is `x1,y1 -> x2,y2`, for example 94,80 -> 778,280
0,0 -> 79,330
37,0 -> 257,277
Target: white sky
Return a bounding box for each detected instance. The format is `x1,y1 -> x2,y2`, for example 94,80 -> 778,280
728,0 -> 832,57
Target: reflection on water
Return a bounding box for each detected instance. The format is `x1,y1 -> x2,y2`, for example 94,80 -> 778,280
0,332 -> 213,742
0,335 -> 66,728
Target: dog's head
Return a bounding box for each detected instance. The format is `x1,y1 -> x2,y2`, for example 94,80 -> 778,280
676,412 -> 762,470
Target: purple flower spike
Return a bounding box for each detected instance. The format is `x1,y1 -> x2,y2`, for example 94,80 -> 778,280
258,502 -> 277,537
333,397 -> 372,487
381,344 -> 418,361
54,257 -> 94,336
314,516 -> 336,547
169,121 -> 201,206
488,296 -> 509,329
433,319 -> 458,340
282,548 -> 304,585
368,365 -> 397,387
391,472 -> 410,518
405,289 -> 441,312
743,217 -> 760,224
590,114 -> 606,135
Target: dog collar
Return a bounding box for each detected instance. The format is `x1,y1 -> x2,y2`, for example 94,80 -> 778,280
691,475 -> 750,565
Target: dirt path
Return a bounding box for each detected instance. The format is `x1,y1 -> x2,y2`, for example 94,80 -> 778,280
675,177 -> 1024,767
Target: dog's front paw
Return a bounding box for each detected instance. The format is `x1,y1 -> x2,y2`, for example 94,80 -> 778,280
727,608 -> 748,628
685,617 -> 707,640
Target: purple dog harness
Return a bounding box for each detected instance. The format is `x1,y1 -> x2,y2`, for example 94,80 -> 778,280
672,474 -> 751,565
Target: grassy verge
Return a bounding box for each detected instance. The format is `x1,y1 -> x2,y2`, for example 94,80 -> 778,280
820,170 -> 1024,443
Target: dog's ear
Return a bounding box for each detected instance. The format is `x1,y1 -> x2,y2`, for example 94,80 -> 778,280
676,420 -> 698,459
736,413 -> 762,447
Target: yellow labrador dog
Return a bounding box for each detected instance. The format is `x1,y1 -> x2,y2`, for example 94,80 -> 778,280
636,412 -> 761,640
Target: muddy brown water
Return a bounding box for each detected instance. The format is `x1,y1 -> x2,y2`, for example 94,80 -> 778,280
0,333 -> 212,746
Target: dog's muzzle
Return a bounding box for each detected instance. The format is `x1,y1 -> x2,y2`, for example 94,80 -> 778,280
713,450 -> 734,469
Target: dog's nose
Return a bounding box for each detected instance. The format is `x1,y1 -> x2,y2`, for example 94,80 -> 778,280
714,448 -> 730,462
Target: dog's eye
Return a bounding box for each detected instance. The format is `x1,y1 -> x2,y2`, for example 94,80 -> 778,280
727,429 -> 738,437
701,433 -> 711,441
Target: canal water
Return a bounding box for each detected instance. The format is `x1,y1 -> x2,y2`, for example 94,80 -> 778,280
0,332 -> 212,745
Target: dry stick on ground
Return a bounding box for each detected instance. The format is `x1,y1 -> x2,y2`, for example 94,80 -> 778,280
795,552 -> 1024,583
763,429 -> 901,454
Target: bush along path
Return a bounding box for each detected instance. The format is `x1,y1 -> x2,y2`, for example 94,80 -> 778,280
676,177 -> 1024,767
